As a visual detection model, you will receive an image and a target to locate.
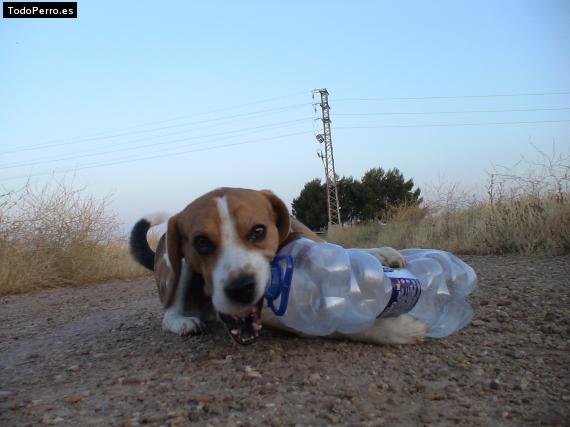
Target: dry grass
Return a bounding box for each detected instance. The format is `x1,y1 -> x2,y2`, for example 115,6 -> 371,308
328,195 -> 570,255
329,146 -> 570,255
0,179 -> 150,297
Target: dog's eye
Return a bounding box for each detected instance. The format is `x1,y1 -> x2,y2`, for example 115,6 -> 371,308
247,224 -> 266,243
193,235 -> 216,255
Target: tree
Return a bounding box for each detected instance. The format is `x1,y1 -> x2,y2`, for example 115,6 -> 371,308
291,178 -> 327,230
337,176 -> 365,224
361,167 -> 421,221
292,167 -> 421,229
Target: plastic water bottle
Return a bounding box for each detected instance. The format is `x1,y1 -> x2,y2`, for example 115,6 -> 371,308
264,238 -> 477,338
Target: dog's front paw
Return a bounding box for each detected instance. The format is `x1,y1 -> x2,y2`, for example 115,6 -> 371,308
367,247 -> 406,268
162,310 -> 205,336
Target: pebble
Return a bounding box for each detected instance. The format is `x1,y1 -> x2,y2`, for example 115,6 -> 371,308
67,394 -> 82,404
319,412 -> 340,423
539,324 -> 561,334
530,334 -> 543,344
244,366 -> 262,379
415,380 -> 427,392
305,373 -> 321,386
543,312 -> 557,321
495,310 -> 509,320
514,378 -> 530,391
428,392 -> 445,401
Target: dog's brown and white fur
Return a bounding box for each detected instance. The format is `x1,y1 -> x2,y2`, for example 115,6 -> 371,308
130,188 -> 427,345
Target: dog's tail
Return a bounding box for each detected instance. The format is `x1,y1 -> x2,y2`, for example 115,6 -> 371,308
129,212 -> 170,271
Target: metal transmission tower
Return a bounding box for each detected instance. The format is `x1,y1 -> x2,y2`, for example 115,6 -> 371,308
314,88 -> 341,227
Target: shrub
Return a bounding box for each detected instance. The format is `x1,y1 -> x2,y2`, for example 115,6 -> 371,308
0,179 -> 150,296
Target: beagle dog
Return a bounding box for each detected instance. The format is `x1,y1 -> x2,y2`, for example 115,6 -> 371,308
129,188 -> 427,345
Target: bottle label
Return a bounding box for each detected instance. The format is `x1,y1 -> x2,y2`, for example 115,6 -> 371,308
377,267 -> 422,319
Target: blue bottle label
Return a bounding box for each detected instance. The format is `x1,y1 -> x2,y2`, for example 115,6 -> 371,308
377,267 -> 422,319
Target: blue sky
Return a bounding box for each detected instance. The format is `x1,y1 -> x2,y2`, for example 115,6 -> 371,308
1,0 -> 569,228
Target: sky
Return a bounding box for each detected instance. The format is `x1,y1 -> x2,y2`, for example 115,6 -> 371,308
1,0 -> 569,230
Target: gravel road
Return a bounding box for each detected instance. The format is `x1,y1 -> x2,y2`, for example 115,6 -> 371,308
1,255 -> 569,426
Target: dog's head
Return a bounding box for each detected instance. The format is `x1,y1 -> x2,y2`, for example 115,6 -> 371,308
164,188 -> 290,343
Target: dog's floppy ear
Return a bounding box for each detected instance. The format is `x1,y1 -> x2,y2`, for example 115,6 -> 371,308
262,190 -> 291,244
164,215 -> 183,309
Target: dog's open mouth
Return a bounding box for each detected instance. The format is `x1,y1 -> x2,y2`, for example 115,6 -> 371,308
219,299 -> 263,345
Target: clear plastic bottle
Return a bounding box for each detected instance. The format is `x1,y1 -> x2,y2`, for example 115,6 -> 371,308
265,238 -> 477,338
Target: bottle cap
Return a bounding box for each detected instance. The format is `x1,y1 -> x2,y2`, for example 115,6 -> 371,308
265,255 -> 294,316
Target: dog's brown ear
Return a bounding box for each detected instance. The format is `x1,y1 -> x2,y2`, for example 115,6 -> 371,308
164,215 -> 182,309
262,190 -> 291,244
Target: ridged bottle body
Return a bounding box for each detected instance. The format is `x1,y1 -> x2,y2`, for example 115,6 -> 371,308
268,239 -> 477,338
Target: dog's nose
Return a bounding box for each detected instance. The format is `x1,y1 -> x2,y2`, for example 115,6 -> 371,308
225,274 -> 256,305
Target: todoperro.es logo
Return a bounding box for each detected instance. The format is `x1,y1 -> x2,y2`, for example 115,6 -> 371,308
3,2 -> 77,18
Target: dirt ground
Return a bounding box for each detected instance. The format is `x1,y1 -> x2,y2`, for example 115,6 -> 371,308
1,255 -> 569,427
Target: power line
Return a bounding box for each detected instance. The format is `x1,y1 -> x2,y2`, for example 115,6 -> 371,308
1,131 -> 313,182
4,89 -> 569,183
0,118 -> 312,170
334,106 -> 570,116
0,102 -> 312,156
4,90 -> 567,156
335,91 -> 570,102
333,119 -> 570,130
2,90 -> 311,151
6,104 -> 562,161
5,114 -> 565,171
4,116 -> 567,175
14,109 -> 306,160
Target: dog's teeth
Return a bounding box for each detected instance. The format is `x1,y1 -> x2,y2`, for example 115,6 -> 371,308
253,323 -> 262,331
230,329 -> 239,335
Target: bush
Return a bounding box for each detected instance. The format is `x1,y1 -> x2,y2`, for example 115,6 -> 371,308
0,179 -> 150,296
328,190 -> 570,255
328,146 -> 570,255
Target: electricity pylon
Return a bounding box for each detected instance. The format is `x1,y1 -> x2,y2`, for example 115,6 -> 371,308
314,88 -> 341,227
